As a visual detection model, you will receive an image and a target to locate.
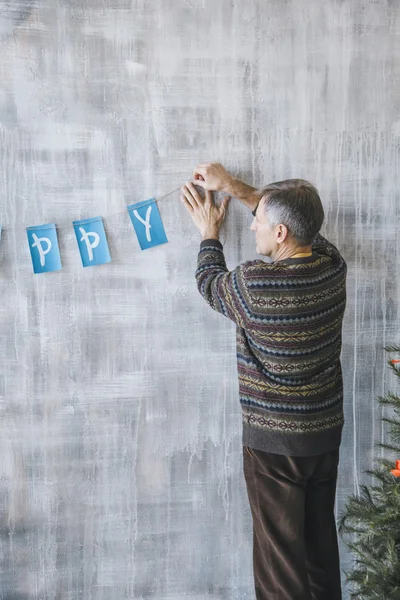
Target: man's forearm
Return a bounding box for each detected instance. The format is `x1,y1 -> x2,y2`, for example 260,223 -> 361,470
224,178 -> 261,210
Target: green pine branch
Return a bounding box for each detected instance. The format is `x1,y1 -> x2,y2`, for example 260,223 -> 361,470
338,344 -> 400,599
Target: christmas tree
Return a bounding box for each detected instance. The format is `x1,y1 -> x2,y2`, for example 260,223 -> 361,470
338,345 -> 400,599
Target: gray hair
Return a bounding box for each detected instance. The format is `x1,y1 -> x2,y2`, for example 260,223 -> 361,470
257,179 -> 324,246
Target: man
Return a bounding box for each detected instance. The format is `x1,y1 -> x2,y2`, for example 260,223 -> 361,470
180,162 -> 347,600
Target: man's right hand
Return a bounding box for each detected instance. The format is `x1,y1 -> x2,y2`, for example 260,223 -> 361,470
192,162 -> 234,193
192,162 -> 260,211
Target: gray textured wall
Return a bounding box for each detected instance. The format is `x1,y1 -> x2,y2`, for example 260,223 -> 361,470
0,1 -> 399,598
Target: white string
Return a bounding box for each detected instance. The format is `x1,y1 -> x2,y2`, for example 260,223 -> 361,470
1,184 -> 227,245
53,186 -> 183,231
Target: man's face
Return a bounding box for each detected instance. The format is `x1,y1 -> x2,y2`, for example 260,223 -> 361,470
250,197 -> 278,258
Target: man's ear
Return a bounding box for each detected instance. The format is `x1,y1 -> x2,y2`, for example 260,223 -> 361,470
276,224 -> 289,244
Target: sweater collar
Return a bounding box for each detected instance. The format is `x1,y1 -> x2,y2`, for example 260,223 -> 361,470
277,251 -> 319,264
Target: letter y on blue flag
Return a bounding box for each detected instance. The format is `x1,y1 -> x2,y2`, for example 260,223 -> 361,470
127,198 -> 168,250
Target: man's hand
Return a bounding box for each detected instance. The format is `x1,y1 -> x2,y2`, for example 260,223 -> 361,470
192,162 -> 234,192
180,181 -> 231,239
192,162 -> 260,211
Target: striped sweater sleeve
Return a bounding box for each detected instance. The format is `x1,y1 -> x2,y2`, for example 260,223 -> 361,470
195,238 -> 250,328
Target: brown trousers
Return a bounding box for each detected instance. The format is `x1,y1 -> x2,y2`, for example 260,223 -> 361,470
243,445 -> 342,600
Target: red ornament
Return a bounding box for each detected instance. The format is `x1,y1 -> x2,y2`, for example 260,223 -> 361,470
390,460 -> 400,477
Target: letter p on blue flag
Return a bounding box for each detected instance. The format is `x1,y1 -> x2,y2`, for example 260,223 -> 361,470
127,198 -> 168,250
72,216 -> 111,267
26,223 -> 62,274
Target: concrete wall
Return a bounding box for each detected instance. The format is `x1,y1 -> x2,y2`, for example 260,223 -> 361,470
0,1 -> 399,598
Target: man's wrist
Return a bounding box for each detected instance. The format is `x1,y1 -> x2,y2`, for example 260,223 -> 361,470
221,175 -> 236,194
201,229 -> 220,241
223,177 -> 260,210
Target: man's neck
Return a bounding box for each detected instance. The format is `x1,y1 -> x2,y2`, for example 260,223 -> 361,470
273,245 -> 313,262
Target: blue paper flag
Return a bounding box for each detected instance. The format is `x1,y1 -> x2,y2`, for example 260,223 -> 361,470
127,198 -> 168,250
73,216 -> 111,268
26,223 -> 62,274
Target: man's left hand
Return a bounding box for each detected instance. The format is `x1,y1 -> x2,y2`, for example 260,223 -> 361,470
180,181 -> 231,240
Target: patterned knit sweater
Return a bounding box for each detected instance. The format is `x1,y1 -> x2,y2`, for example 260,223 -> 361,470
196,233 -> 347,457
